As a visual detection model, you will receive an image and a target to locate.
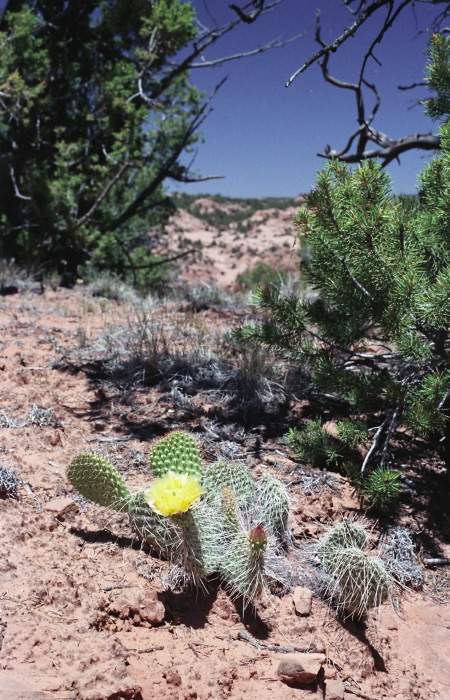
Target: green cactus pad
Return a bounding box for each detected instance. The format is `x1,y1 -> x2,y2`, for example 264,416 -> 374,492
67,453 -> 131,510
171,504 -> 221,580
257,474 -> 290,543
128,491 -> 180,557
149,431 -> 202,479
220,529 -> 266,602
318,520 -> 368,574
202,461 -> 254,507
323,547 -> 390,617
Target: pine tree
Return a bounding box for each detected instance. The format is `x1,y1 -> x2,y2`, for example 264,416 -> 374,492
237,34 -> 450,480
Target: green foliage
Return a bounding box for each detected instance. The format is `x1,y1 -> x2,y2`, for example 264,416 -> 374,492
285,420 -> 345,469
359,467 -> 401,512
0,1 -> 202,283
238,35 -> 450,475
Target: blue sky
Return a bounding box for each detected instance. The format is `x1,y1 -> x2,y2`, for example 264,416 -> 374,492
174,0 -> 441,198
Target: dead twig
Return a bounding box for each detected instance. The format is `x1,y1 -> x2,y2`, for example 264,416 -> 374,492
123,646 -> 164,653
103,583 -> 136,591
237,629 -> 318,653
344,686 -> 381,700
423,558 -> 450,567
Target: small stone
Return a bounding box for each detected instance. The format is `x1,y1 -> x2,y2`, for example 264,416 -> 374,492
293,586 -> 313,616
277,653 -> 326,684
324,666 -> 337,680
165,669 -> 182,686
325,677 -> 345,700
108,590 -> 165,625
44,498 -> 79,521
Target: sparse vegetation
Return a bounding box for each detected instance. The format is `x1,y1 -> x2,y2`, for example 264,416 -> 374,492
0,464 -> 20,498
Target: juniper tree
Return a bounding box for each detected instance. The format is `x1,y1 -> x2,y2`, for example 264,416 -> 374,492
237,33 -> 450,481
0,0 -> 290,285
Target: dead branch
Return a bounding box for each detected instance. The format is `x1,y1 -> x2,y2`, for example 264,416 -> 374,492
285,1 -> 391,88
423,557 -> 450,566
237,629 -> 321,653
286,0 -> 442,165
361,419 -> 388,473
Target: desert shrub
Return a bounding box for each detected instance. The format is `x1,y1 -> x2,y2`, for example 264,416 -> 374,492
0,464 -> 20,498
236,262 -> 289,291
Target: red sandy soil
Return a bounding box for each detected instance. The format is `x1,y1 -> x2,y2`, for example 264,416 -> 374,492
0,236 -> 449,699
165,198 -> 300,289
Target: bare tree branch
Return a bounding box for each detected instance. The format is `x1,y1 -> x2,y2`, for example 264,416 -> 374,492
191,32 -> 306,69
107,78 -> 228,232
68,162 -> 131,235
285,0 -> 391,88
169,172 -> 224,183
292,0 -> 442,166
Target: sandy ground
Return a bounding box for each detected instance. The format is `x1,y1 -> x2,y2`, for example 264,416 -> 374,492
165,199 -> 300,288
0,214 -> 449,699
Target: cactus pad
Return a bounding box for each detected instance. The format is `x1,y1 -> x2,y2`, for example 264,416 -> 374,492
128,491 -> 180,557
67,453 -> 131,510
323,547 -> 390,617
257,474 -> 290,544
149,431 -> 202,478
203,461 -> 254,506
318,520 -> 368,574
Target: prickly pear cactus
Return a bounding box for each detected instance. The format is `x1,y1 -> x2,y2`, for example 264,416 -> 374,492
323,547 -> 390,617
67,453 -> 131,510
149,431 -> 202,478
202,461 -> 254,507
127,491 -> 180,557
220,523 -> 269,601
257,474 -> 290,544
170,503 -> 222,581
67,431 -> 297,603
318,520 -> 368,574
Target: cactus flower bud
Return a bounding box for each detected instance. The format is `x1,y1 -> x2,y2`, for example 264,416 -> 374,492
143,470 -> 204,517
249,523 -> 267,553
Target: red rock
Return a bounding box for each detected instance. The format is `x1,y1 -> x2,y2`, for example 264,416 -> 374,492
325,677 -> 345,699
43,497 -> 79,521
277,653 -> 326,684
292,586 -> 313,616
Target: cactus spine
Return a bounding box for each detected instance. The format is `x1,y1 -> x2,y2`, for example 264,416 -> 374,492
324,548 -> 390,617
221,524 -> 269,601
257,474 -> 291,545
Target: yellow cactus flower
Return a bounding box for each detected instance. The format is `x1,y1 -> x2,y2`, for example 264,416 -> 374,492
143,471 -> 204,517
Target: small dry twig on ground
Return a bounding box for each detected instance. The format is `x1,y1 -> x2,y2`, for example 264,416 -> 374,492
237,629 -> 319,653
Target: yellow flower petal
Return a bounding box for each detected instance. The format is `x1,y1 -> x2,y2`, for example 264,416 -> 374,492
143,470 -> 204,516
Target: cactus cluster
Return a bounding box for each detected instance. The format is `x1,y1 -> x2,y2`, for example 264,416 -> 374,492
316,520 -> 390,618
67,431 -> 293,603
